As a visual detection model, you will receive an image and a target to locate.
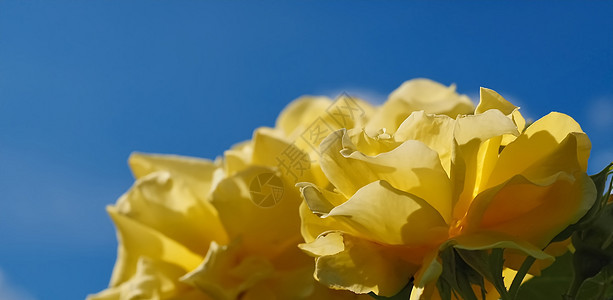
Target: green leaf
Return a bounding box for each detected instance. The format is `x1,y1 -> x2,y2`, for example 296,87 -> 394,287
592,163 -> 613,205
516,251 -> 574,299
567,202 -> 613,299
518,250 -> 613,299
369,281 -> 413,300
568,162 -> 613,298
576,266 -> 613,300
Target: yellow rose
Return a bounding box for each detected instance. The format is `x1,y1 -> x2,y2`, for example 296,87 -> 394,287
176,94 -> 379,299
180,94 -> 375,299
87,153 -> 228,300
365,78 -> 474,137
298,86 -> 596,297
409,268 -> 533,300
90,93 -> 377,299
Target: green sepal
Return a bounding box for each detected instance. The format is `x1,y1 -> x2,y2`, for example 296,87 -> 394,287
435,247 -> 486,300
368,280 -> 413,300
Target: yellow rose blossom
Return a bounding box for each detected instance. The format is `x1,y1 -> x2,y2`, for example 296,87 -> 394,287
90,94 -> 376,300
409,268 -> 533,300
298,86 -> 596,297
180,94 -> 375,299
87,154 -> 228,300
365,78 -> 474,137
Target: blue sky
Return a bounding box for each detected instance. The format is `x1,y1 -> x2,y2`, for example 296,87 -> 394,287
0,1 -> 611,299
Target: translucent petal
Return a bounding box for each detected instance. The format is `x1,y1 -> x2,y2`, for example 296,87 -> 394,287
475,88 -> 518,115
451,110 -> 519,219
129,152 -> 222,202
310,233 -> 419,297
366,79 -> 474,135
251,127 -> 326,185
181,240 -> 275,300
320,129 -> 453,222
87,256 -> 204,300
488,112 -> 591,188
463,172 -> 596,249
276,96 -> 334,138
475,87 -> 526,145
299,231 -> 346,257
322,181 -> 448,246
106,207 -> 203,287
113,171 -> 228,255
395,111 -> 456,174
211,165 -> 304,258
223,140 -> 253,176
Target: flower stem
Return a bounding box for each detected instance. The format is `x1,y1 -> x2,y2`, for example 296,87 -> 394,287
508,256 -> 536,299
564,273 -> 583,300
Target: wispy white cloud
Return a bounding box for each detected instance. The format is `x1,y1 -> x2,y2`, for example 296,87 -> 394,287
318,87 -> 388,105
584,97 -> 613,174
0,268 -> 37,300
466,93 -> 480,107
586,97 -> 613,130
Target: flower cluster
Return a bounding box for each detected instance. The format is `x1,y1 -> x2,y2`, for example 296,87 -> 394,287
89,79 -> 611,300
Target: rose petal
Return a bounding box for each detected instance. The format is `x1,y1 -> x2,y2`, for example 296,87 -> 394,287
309,233 -> 419,296
323,181 -> 448,246
107,207 -> 203,287
366,79 -> 474,135
320,129 -> 453,222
